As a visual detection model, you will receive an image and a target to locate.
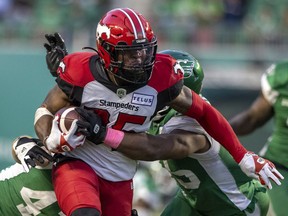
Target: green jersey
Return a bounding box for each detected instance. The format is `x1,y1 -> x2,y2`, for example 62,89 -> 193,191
0,163 -> 63,216
149,107 -> 269,216
261,62 -> 288,168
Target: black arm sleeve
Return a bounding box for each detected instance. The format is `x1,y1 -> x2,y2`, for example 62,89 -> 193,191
56,77 -> 83,106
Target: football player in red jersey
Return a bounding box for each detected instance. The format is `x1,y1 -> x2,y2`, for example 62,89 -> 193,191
33,8 -> 283,216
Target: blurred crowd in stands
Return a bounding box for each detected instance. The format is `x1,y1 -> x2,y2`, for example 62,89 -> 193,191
0,0 -> 110,47
152,0 -> 288,47
1,0 -> 288,49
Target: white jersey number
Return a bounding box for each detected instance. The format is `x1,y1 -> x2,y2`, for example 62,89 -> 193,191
16,187 -> 64,216
162,161 -> 200,189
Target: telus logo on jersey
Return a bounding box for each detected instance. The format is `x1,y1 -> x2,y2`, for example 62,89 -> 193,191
131,93 -> 154,106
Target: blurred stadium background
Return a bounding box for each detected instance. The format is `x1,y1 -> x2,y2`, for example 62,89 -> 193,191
0,0 -> 286,215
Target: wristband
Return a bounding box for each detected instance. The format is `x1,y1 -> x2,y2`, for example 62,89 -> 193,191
34,107 -> 54,125
104,128 -> 124,149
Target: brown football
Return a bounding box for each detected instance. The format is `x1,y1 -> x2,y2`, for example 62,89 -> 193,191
55,107 -> 82,133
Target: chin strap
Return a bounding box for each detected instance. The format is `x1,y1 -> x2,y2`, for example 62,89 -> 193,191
82,46 -> 99,53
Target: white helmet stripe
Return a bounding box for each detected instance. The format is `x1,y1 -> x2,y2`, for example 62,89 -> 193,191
127,8 -> 146,38
117,8 -> 146,39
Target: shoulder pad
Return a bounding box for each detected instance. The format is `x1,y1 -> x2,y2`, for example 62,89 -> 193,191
148,54 -> 184,92
58,52 -> 97,87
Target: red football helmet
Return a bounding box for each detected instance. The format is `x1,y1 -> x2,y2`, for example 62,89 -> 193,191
96,8 -> 157,86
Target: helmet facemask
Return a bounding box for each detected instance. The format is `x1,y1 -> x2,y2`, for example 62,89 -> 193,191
105,38 -> 157,86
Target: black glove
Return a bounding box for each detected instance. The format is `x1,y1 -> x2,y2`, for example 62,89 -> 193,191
75,107 -> 107,144
131,209 -> 138,216
44,32 -> 68,77
13,136 -> 54,172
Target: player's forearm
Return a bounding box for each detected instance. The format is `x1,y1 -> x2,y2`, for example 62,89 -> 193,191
185,91 -> 247,163
108,132 -> 191,161
230,95 -> 273,136
34,85 -> 72,142
229,112 -> 257,135
34,115 -> 54,142
116,133 -> 163,160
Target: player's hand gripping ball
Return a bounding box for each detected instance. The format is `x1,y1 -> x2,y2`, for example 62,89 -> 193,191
45,107 -> 86,153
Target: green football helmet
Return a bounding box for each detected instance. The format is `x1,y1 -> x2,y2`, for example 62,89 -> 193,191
160,49 -> 204,94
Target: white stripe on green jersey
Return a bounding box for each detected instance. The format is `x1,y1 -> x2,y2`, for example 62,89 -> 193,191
157,111 -> 268,215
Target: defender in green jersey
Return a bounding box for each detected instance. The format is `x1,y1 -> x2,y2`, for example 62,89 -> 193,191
0,163 -> 63,216
147,50 -> 270,216
230,62 -> 288,216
